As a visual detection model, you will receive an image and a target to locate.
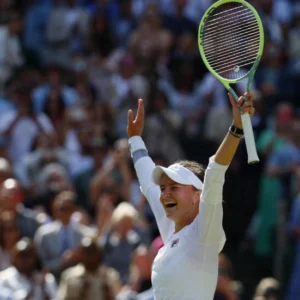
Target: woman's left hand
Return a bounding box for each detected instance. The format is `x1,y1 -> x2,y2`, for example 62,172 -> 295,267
228,92 -> 255,129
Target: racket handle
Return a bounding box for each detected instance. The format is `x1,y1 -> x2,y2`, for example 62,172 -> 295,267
241,113 -> 259,164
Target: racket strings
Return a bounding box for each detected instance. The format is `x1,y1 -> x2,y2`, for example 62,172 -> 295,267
202,3 -> 260,80
205,33 -> 260,63
204,10 -> 255,31
203,29 -> 259,54
204,5 -> 247,20
203,20 -> 258,44
207,46 -> 259,69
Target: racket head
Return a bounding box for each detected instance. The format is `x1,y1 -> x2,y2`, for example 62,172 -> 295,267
198,0 -> 264,86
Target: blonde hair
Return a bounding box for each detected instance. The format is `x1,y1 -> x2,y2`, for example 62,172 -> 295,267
111,202 -> 138,227
254,277 -> 280,297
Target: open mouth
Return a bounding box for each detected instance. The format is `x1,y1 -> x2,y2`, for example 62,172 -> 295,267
165,202 -> 177,208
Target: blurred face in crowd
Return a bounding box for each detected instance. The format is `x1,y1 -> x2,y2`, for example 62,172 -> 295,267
9,17 -> 23,34
53,193 -> 76,225
275,103 -> 294,136
46,170 -> 70,196
77,124 -> 94,149
0,179 -> 24,212
143,5 -> 161,29
12,240 -> 37,276
120,55 -> 135,79
48,69 -> 62,88
263,42 -> 283,68
91,145 -> 107,168
114,216 -> 134,239
14,88 -> 34,116
152,90 -> 167,112
45,89 -> 65,118
81,238 -> 102,272
177,33 -> 196,55
0,212 -> 20,249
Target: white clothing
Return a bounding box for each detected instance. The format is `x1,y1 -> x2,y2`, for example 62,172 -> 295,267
0,266 -> 57,300
0,26 -> 24,92
0,111 -> 54,165
0,247 -> 11,272
129,136 -> 227,300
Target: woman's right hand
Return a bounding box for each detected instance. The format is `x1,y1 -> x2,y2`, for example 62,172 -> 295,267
127,99 -> 144,138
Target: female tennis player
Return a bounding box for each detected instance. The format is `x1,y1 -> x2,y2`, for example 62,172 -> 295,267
127,92 -> 255,299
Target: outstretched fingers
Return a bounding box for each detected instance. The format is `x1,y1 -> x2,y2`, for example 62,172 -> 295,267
128,109 -> 134,124
136,99 -> 144,123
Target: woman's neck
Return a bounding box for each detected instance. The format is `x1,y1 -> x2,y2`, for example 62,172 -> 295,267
175,209 -> 199,232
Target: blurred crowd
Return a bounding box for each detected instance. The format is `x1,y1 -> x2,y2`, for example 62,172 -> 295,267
0,0 -> 299,299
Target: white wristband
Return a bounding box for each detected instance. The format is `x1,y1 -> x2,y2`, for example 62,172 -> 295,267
128,136 -> 147,156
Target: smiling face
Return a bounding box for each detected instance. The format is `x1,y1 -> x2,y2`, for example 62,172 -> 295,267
159,174 -> 201,231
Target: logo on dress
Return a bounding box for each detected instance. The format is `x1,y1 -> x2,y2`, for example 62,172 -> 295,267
171,238 -> 179,248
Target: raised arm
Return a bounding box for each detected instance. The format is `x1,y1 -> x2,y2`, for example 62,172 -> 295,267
127,100 -> 174,241
192,92 -> 255,249
213,92 -> 255,165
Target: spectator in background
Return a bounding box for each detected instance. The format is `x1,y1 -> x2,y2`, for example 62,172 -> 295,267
162,0 -> 198,37
43,89 -> 67,145
128,4 -> 173,78
0,13 -> 24,95
87,9 -> 115,61
0,237 -> 57,299
35,161 -> 72,213
90,102 -> 115,143
71,55 -> 97,106
58,237 -> 121,300
16,133 -> 69,195
89,138 -> 132,208
256,41 -> 292,110
113,0 -> 137,49
128,236 -> 163,297
103,202 -> 144,285
253,0 -> 285,44
0,211 -> 20,271
144,88 -> 184,165
285,168 -> 300,300
253,103 -> 294,267
43,0 -> 90,68
67,122 -> 96,178
34,191 -> 95,280
74,136 -> 108,212
288,5 -> 300,68
22,0 -> 52,66
214,253 -> 241,300
95,183 -> 122,237
105,53 -> 150,137
0,85 -> 54,167
32,65 -> 79,114
0,178 -> 42,239
253,277 -> 281,300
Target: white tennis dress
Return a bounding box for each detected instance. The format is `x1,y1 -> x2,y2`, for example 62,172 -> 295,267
129,136 -> 227,300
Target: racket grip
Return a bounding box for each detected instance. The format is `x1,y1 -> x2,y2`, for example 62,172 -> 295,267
241,113 -> 259,164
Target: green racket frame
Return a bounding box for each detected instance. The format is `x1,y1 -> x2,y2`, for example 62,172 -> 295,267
198,0 -> 264,164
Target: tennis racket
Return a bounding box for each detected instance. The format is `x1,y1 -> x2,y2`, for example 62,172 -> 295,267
198,0 -> 264,164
